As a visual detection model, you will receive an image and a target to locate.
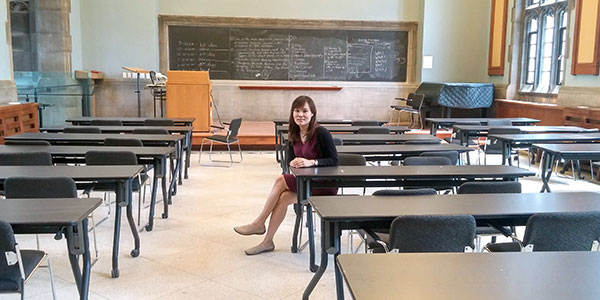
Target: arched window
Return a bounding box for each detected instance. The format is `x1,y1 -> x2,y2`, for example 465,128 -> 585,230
520,0 -> 567,93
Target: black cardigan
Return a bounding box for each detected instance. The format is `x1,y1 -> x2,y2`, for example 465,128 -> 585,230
286,126 -> 338,167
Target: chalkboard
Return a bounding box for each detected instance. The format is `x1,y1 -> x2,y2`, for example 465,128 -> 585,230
168,26 -> 408,82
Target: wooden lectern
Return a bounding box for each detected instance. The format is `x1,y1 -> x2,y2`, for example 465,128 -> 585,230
166,71 -> 212,131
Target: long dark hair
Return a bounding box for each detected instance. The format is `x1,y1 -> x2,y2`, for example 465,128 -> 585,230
288,95 -> 319,143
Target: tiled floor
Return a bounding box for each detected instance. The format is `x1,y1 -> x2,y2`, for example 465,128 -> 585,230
3,151 -> 599,299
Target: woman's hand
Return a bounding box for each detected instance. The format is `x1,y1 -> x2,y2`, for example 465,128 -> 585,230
290,158 -> 316,168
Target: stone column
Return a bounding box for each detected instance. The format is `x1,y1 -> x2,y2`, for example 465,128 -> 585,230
31,0 -> 71,72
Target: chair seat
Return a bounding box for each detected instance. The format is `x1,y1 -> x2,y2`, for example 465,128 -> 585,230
391,105 -> 408,110
0,250 -> 46,291
486,242 -> 522,252
206,135 -> 238,144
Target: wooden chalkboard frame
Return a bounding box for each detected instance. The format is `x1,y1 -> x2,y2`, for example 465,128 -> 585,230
158,15 -> 418,83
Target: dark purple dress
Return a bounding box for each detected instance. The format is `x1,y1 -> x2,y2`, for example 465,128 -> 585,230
283,133 -> 338,196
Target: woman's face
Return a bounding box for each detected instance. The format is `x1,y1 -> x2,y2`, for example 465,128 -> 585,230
293,102 -> 314,128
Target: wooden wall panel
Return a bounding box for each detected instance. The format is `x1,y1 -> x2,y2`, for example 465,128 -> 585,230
488,0 -> 509,75
494,99 -> 564,125
572,0 -> 600,75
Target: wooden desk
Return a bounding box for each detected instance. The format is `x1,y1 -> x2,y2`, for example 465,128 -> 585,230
426,117 -> 540,135
488,133 -> 600,165
337,252 -> 600,300
0,145 -> 174,230
290,165 -> 535,273
534,143 -> 600,192
0,165 -> 143,279
1,198 -> 101,300
41,125 -> 193,180
305,192 -> 600,299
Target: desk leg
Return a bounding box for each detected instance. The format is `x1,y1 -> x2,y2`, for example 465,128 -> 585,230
111,187 -> 123,278
178,140 -> 183,186
126,178 -> 141,258
430,123 -> 436,135
145,159 -> 160,231
291,178 -> 304,253
332,222 -> 344,300
501,141 -> 508,165
80,219 -> 91,300
65,220 -> 90,300
162,156 -> 169,219
305,180 -> 318,272
303,219 -> 332,300
275,123 -> 281,163
540,151 -> 554,193
185,132 -> 191,179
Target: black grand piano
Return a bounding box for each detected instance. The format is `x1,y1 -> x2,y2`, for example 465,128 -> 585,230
411,82 -> 494,118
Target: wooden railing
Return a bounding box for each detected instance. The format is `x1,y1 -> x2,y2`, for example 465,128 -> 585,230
0,103 -> 39,142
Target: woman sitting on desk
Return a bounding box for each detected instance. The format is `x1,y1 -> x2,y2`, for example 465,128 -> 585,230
234,95 -> 338,255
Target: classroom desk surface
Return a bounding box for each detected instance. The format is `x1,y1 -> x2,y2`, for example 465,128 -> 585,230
426,117 -> 540,135
335,144 -> 472,162
290,165 -> 535,278
66,117 -> 195,126
337,252 -> 600,300
282,133 -> 440,144
534,144 -> 600,193
1,198 -> 102,300
488,133 -> 600,165
0,165 -> 143,279
305,192 -> 600,300
452,125 -> 598,146
273,119 -> 387,125
276,125 -> 410,133
0,145 -> 175,230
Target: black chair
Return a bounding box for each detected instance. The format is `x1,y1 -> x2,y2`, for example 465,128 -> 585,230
484,127 -> 522,165
363,188 -> 438,253
337,153 -> 366,166
4,140 -> 50,146
392,94 -> 426,129
371,215 -> 476,253
458,181 -> 522,249
0,220 -> 56,300
420,151 -> 459,165
90,119 -> 122,126
143,118 -> 174,126
0,152 -> 52,166
104,138 -> 144,147
351,121 -> 380,126
63,127 -> 101,134
444,121 -> 481,145
199,118 -> 243,167
85,151 -> 148,226
403,156 -> 452,166
486,211 -> 600,252
390,93 -> 415,124
356,127 -> 390,146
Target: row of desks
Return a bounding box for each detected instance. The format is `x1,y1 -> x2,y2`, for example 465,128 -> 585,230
307,191 -> 600,299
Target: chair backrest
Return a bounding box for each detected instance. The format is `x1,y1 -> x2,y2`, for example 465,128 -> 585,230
403,156 -> 452,166
337,154 -> 366,166
90,119 -> 123,126
352,121 -> 380,126
458,181 -> 522,194
420,151 -> 459,165
0,219 -> 20,291
523,212 -> 600,251
487,119 -> 514,126
372,188 -> 437,196
149,71 -> 157,84
356,127 -> 390,135
5,177 -> 77,198
143,118 -> 174,126
227,118 -> 243,138
409,94 -> 426,110
85,151 -> 137,166
389,215 -> 476,252
0,152 -> 52,166
104,138 -> 144,147
132,128 -> 169,135
332,138 -> 343,146
4,140 -> 50,146
486,127 -> 522,152
64,126 -> 101,134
